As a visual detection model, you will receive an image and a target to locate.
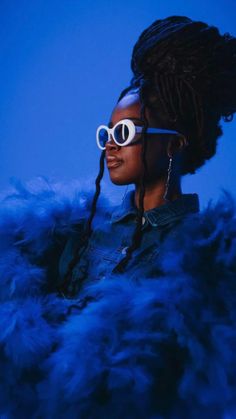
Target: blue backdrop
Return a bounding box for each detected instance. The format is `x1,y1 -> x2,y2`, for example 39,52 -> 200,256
1,0 -> 235,209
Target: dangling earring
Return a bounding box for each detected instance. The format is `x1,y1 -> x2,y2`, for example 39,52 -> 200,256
163,155 -> 173,202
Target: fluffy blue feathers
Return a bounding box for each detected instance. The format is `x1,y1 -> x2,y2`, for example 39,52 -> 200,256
0,179 -> 236,418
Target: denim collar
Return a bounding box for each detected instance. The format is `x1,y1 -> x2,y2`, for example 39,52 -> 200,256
110,190 -> 200,228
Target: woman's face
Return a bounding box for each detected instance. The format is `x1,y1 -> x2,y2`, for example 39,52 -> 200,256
105,93 -> 169,186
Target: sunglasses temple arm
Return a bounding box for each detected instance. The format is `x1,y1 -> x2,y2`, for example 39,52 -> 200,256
147,128 -> 182,135
135,127 -> 182,135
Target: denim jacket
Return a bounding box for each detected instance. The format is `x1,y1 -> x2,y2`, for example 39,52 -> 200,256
58,190 -> 200,296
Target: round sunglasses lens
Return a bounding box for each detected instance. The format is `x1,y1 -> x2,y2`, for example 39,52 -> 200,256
114,123 -> 130,144
98,128 -> 109,148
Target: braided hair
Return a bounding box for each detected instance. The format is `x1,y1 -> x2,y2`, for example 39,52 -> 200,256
125,15 -> 236,175
59,15 -> 236,292
112,15 -> 236,273
58,150 -> 106,297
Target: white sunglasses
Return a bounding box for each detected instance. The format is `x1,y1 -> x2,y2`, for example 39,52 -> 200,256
96,118 -> 184,150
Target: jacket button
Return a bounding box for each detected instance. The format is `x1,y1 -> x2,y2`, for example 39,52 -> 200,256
134,216 -> 146,225
121,246 -> 129,255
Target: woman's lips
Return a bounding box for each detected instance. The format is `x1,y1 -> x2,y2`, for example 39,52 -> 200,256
106,156 -> 123,169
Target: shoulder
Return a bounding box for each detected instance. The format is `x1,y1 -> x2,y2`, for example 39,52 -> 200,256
159,190 -> 236,274
0,178 -> 108,250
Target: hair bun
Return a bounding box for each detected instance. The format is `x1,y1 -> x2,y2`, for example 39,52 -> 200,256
130,16 -> 236,121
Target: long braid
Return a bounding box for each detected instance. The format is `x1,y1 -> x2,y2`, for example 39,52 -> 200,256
84,150 -> 106,238
112,82 -> 149,273
58,150 -> 105,297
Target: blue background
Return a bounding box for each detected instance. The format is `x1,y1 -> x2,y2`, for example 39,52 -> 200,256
1,0 -> 235,209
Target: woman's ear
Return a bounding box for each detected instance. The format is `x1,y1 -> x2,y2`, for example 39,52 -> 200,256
167,135 -> 188,157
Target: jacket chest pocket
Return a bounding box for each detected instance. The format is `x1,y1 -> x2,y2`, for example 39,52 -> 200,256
71,238 -> 161,284
86,242 -> 160,267
132,243 -> 160,264
86,243 -> 122,264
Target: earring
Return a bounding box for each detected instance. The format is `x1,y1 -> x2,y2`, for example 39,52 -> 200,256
163,156 -> 173,202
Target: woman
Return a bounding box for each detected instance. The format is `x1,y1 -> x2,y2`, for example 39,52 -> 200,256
58,14 -> 235,298
58,88 -> 199,297
1,15 -> 236,419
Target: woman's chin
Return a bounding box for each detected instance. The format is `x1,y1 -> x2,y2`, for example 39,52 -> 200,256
110,178 -> 129,186
109,174 -> 133,186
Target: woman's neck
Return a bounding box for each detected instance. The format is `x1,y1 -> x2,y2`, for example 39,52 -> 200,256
134,179 -> 182,211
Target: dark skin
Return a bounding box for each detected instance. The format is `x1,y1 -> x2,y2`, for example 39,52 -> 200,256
105,93 -> 186,211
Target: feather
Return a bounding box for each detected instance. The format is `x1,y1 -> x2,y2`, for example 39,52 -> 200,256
0,179 -> 236,418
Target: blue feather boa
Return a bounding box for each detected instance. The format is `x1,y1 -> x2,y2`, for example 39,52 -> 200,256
0,179 -> 236,418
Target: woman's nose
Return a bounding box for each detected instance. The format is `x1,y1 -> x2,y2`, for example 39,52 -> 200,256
105,138 -> 120,151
